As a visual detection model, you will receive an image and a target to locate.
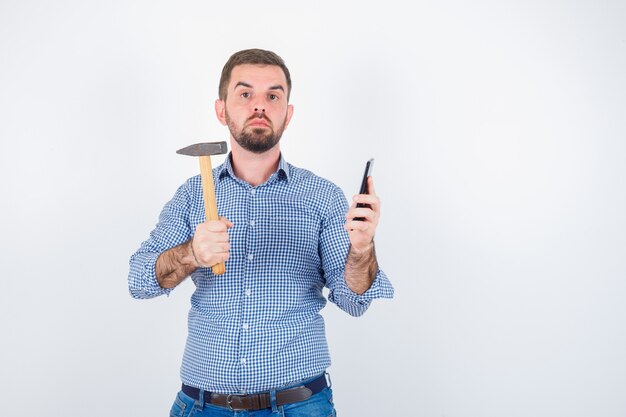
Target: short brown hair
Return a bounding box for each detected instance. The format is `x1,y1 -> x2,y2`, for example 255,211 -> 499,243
218,49 -> 292,101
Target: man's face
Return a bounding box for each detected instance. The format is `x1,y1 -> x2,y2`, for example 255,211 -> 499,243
216,64 -> 294,154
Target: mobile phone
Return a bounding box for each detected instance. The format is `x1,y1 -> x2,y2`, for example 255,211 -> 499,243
355,158 -> 374,221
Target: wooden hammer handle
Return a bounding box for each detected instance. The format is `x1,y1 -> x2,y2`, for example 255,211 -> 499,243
198,155 -> 226,275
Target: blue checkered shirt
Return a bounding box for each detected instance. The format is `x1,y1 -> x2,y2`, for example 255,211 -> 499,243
128,154 -> 394,393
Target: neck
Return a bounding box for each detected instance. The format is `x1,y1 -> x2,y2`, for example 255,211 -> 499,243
230,140 -> 281,186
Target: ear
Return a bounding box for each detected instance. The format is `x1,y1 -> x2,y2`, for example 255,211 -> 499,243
284,104 -> 294,129
215,99 -> 227,126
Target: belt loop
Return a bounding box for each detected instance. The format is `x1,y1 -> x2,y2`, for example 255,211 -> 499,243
270,389 -> 278,413
325,371 -> 332,389
196,389 -> 205,411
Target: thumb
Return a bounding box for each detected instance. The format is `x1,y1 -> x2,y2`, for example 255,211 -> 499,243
219,216 -> 234,228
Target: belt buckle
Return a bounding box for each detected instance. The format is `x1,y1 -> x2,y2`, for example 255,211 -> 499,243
226,394 -> 236,411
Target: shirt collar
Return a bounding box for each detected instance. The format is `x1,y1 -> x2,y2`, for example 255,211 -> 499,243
218,152 -> 290,183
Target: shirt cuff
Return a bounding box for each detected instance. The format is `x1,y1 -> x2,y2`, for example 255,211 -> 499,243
128,252 -> 174,299
340,268 -> 395,304
327,267 -> 393,317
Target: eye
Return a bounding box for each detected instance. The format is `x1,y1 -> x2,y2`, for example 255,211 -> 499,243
269,94 -> 279,101
241,92 -> 250,98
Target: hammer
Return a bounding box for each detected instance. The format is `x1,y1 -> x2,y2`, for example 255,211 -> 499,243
177,141 -> 229,275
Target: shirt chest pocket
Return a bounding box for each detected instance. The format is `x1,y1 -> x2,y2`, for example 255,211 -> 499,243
262,213 -> 319,252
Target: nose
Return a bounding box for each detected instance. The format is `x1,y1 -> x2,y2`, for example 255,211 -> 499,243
253,107 -> 265,112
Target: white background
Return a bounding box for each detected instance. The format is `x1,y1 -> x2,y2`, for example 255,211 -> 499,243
1,1 -> 625,416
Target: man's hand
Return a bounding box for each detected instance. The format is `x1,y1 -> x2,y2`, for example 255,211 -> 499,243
345,176 -> 380,252
344,176 -> 380,294
192,217 -> 234,267
156,217 -> 233,289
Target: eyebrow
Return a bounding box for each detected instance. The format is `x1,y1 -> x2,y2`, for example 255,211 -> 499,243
234,82 -> 285,93
234,82 -> 253,90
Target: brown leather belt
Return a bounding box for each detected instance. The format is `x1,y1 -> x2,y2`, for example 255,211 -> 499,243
181,374 -> 328,411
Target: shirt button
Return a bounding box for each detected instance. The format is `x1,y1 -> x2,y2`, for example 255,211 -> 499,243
245,289 -> 252,296
249,220 -> 255,227
248,254 -> 254,261
250,189 -> 256,195
243,323 -> 249,330
241,358 -> 246,365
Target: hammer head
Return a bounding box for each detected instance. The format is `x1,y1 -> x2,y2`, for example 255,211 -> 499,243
176,141 -> 228,157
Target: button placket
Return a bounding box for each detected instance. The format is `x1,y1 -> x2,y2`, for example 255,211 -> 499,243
240,185 -> 257,378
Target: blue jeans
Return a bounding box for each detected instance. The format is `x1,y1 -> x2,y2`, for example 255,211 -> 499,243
169,377 -> 336,417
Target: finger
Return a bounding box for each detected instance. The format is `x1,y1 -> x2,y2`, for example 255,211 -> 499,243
352,194 -> 379,207
206,242 -> 230,253
196,236 -> 229,250
195,226 -> 231,245
367,176 -> 377,196
344,220 -> 372,234
351,195 -> 380,215
195,241 -> 231,266
208,231 -> 231,244
346,207 -> 375,222
204,220 -> 230,232
219,216 -> 234,228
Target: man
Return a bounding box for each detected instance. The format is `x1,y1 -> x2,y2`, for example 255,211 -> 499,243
129,49 -> 394,416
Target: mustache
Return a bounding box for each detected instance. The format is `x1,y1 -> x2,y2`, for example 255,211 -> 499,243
248,112 -> 271,123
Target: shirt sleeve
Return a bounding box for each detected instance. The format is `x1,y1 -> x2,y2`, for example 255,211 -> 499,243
128,180 -> 195,299
319,186 -> 394,317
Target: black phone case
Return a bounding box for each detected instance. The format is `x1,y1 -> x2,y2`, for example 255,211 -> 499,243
355,159 -> 374,221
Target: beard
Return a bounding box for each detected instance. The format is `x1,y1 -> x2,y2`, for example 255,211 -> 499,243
226,110 -> 287,154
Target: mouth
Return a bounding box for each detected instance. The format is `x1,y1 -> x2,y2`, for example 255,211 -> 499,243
247,118 -> 271,128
